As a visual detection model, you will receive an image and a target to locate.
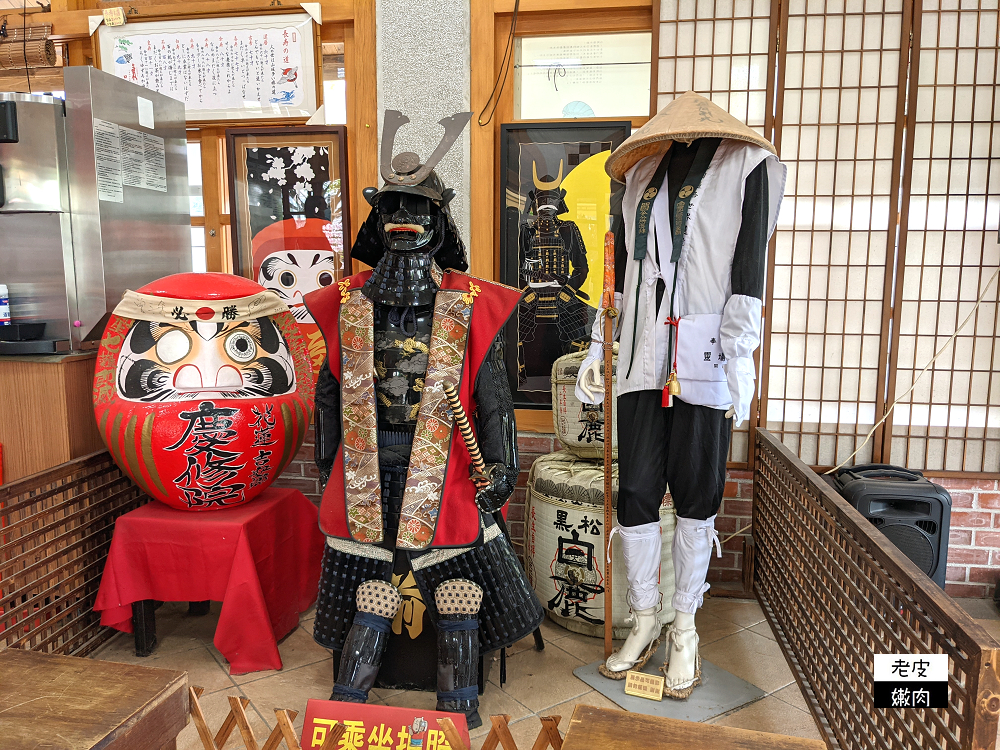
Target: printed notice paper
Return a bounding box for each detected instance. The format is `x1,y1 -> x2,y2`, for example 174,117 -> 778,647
111,28 -> 304,111
118,126 -> 168,193
142,131 -> 167,191
94,118 -> 124,203
120,127 -> 145,188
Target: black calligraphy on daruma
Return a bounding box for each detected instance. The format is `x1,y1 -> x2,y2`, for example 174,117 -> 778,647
169,401 -> 247,508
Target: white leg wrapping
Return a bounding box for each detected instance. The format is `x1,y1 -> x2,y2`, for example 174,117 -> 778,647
601,522 -> 662,676
618,521 -> 662,611
661,517 -> 720,697
671,515 -> 722,614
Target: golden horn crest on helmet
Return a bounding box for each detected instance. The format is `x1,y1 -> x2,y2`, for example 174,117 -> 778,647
532,160 -> 564,190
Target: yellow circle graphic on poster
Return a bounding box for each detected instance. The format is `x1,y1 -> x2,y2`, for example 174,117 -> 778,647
559,150 -> 613,309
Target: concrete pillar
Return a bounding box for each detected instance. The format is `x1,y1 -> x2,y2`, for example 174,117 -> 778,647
375,0 -> 472,241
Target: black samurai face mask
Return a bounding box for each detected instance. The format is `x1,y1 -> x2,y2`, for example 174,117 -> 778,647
377,192 -> 438,253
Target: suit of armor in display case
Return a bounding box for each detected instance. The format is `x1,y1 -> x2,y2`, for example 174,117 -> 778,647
305,110 -> 544,728
577,92 -> 786,698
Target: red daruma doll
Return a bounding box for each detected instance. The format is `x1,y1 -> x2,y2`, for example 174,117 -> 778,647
252,218 -> 342,378
93,273 -> 315,510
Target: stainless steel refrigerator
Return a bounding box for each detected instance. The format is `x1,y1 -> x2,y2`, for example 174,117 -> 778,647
0,66 -> 191,353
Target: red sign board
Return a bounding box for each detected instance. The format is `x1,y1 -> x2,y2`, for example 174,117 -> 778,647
300,699 -> 471,750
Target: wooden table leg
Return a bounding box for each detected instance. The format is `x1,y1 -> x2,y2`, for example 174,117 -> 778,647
132,599 -> 157,657
189,601 -> 212,616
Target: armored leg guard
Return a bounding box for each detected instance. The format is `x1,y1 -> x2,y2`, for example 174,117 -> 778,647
434,580 -> 484,729
332,580 -> 402,703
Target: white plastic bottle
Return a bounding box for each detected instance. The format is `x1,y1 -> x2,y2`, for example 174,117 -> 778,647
0,284 -> 9,326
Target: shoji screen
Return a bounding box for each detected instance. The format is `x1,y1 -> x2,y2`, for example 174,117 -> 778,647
655,0 -> 777,464
653,0 -> 999,473
760,0 -> 910,468
886,1 -> 1000,472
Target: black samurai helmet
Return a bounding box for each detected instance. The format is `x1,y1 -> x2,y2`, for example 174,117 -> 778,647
524,160 -> 570,217
350,110 -> 472,272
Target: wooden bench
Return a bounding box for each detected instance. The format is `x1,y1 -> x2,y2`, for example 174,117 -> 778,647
0,649 -> 187,750
561,705 -> 825,750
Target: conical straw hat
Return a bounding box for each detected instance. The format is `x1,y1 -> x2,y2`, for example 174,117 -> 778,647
606,91 -> 777,182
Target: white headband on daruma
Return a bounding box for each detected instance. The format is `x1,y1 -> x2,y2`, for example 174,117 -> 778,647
113,289 -> 289,325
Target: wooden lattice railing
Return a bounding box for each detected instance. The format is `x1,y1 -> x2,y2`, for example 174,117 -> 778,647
754,428 -> 1000,750
1,451 -> 146,656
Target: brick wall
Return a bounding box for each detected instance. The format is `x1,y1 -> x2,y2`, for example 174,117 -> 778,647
934,476 -> 1000,599
508,432 -> 562,562
272,426 -> 324,506
709,469 -> 753,586
281,428 -> 993,600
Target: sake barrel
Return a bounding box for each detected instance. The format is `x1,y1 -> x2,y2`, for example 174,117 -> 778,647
526,450 -> 675,639
551,346 -> 618,459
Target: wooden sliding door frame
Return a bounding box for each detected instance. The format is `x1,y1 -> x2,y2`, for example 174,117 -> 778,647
473,0 -> 654,432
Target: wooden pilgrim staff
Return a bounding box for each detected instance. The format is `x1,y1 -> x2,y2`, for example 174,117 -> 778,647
601,231 -> 618,659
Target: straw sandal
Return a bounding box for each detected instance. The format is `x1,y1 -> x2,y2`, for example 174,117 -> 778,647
659,627 -> 702,699
598,635 -> 661,680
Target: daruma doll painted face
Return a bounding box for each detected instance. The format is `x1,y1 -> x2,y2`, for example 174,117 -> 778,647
93,273 -> 315,510
252,218 -> 343,378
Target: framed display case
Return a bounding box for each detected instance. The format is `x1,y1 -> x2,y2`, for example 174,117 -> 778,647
95,13 -> 321,123
226,125 -> 350,375
499,121 -> 631,409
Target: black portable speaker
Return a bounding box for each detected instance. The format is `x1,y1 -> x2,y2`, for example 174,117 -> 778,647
833,464 -> 951,589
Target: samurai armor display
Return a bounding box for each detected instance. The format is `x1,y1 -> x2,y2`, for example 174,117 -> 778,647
434,580 -> 483,727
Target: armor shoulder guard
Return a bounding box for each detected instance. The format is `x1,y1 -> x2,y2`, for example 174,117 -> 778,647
304,270 -> 374,382
440,269 -> 523,299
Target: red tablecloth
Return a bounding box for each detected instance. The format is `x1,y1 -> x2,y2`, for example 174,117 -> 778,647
94,487 -> 325,675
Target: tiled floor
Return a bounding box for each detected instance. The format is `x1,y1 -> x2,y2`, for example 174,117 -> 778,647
89,596 -> 816,748
87,596 -> 1000,749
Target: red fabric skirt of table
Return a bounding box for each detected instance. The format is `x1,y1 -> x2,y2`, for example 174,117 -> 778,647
94,487 -> 325,675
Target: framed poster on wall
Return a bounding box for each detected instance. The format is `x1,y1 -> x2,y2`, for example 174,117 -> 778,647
95,13 -> 321,122
499,121 -> 631,409
226,126 -> 350,376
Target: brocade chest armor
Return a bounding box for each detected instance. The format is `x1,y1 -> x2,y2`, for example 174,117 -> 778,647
373,304 -> 433,426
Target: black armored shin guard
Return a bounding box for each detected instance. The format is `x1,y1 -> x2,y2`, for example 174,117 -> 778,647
434,579 -> 484,729
333,580 -> 401,703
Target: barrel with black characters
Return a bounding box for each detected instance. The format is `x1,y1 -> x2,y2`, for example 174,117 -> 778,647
551,347 -> 618,459
92,272 -> 314,511
526,450 -> 674,638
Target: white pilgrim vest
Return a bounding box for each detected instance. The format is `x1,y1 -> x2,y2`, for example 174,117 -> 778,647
579,139 -> 786,407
